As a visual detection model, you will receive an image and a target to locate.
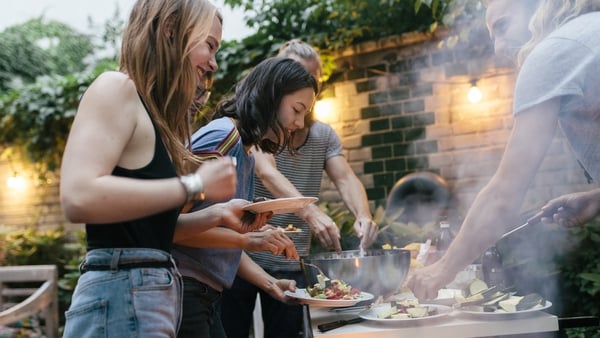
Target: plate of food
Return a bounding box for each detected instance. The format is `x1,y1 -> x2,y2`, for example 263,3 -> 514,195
242,197 -> 318,214
359,300 -> 452,323
453,279 -> 552,319
280,224 -> 302,232
286,275 -> 374,307
284,289 -> 374,308
456,298 -> 552,319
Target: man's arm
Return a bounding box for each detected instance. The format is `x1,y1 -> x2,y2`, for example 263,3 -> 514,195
324,156 -> 378,248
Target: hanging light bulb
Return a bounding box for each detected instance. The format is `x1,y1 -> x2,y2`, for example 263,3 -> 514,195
314,99 -> 336,123
467,79 -> 482,104
7,172 -> 26,190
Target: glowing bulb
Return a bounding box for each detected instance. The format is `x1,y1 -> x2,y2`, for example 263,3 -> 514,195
7,174 -> 26,190
467,83 -> 482,103
314,99 -> 335,122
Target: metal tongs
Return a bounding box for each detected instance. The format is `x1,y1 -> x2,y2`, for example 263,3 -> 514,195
501,207 -> 556,239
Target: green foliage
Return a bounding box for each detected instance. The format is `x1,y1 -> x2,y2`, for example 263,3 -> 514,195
0,18 -> 94,92
211,0 -> 485,122
0,63 -> 116,178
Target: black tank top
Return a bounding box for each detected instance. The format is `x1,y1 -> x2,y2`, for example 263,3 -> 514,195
86,99 -> 181,252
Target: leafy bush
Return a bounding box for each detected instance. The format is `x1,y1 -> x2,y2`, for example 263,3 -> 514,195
0,62 -> 116,179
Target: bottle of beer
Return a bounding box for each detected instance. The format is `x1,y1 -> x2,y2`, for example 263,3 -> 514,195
481,246 -> 505,287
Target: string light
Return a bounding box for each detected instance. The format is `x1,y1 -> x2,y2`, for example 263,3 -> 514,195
7,172 -> 26,190
467,79 -> 482,104
313,99 -> 336,123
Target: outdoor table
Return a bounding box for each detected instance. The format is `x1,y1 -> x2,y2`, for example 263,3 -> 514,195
310,306 -> 559,337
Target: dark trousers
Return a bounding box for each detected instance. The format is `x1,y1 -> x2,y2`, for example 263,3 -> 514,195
221,270 -> 306,338
178,277 -> 226,338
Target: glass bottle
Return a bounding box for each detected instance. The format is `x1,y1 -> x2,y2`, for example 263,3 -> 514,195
431,219 -> 454,262
481,246 -> 505,288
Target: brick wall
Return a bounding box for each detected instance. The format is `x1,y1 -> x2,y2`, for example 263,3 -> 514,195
0,158 -> 67,229
319,32 -> 591,218
0,32 -> 593,229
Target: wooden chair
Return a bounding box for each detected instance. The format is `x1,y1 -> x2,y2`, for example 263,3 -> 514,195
0,265 -> 59,338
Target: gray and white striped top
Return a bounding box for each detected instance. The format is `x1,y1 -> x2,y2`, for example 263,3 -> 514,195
248,121 -> 343,272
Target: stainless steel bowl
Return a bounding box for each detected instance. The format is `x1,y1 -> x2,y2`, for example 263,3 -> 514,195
304,249 -> 410,297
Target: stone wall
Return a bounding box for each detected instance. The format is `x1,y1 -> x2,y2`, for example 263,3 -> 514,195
318,32 -> 591,219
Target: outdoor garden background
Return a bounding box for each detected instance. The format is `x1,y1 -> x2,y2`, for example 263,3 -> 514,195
0,0 -> 599,336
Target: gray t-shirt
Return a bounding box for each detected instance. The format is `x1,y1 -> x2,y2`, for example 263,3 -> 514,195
513,12 -> 600,182
249,121 -> 344,272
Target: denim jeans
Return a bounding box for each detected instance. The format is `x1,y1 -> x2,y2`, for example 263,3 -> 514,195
177,277 -> 226,338
63,248 -> 183,338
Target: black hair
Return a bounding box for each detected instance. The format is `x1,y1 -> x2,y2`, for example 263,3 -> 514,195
213,57 -> 319,154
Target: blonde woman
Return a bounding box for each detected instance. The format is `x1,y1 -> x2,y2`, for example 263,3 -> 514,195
59,0 -> 253,336
409,0 -> 600,300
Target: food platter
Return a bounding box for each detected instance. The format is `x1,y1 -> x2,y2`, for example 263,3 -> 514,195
284,289 -> 374,308
456,301 -> 552,319
242,197 -> 318,214
358,303 -> 452,323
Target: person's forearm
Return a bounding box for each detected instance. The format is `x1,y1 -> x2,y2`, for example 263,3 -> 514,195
334,175 -> 371,219
173,225 -> 246,248
237,251 -> 276,290
254,149 -> 303,199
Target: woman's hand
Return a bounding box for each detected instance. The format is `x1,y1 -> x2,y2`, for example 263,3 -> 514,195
195,157 -> 237,201
212,199 -> 271,234
264,278 -> 297,303
243,228 -> 299,260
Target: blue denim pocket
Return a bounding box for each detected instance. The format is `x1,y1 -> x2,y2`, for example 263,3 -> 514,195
63,298 -> 108,338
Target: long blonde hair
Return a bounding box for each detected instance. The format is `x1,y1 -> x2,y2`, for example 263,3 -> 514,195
518,0 -> 600,65
120,0 -> 221,174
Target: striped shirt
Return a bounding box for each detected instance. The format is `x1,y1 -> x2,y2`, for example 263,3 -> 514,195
248,121 -> 343,271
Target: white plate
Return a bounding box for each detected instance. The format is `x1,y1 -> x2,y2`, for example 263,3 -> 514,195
243,197 -> 318,214
457,300 -> 552,319
359,303 -> 452,323
284,289 -> 374,308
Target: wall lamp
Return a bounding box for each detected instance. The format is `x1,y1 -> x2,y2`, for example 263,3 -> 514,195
7,172 -> 26,191
313,98 -> 337,123
467,79 -> 483,104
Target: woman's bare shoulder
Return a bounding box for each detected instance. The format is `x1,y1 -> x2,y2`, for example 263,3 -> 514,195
89,71 -> 136,98
80,71 -> 139,113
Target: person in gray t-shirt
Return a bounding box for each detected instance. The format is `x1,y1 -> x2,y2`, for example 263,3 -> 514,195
409,0 -> 600,300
